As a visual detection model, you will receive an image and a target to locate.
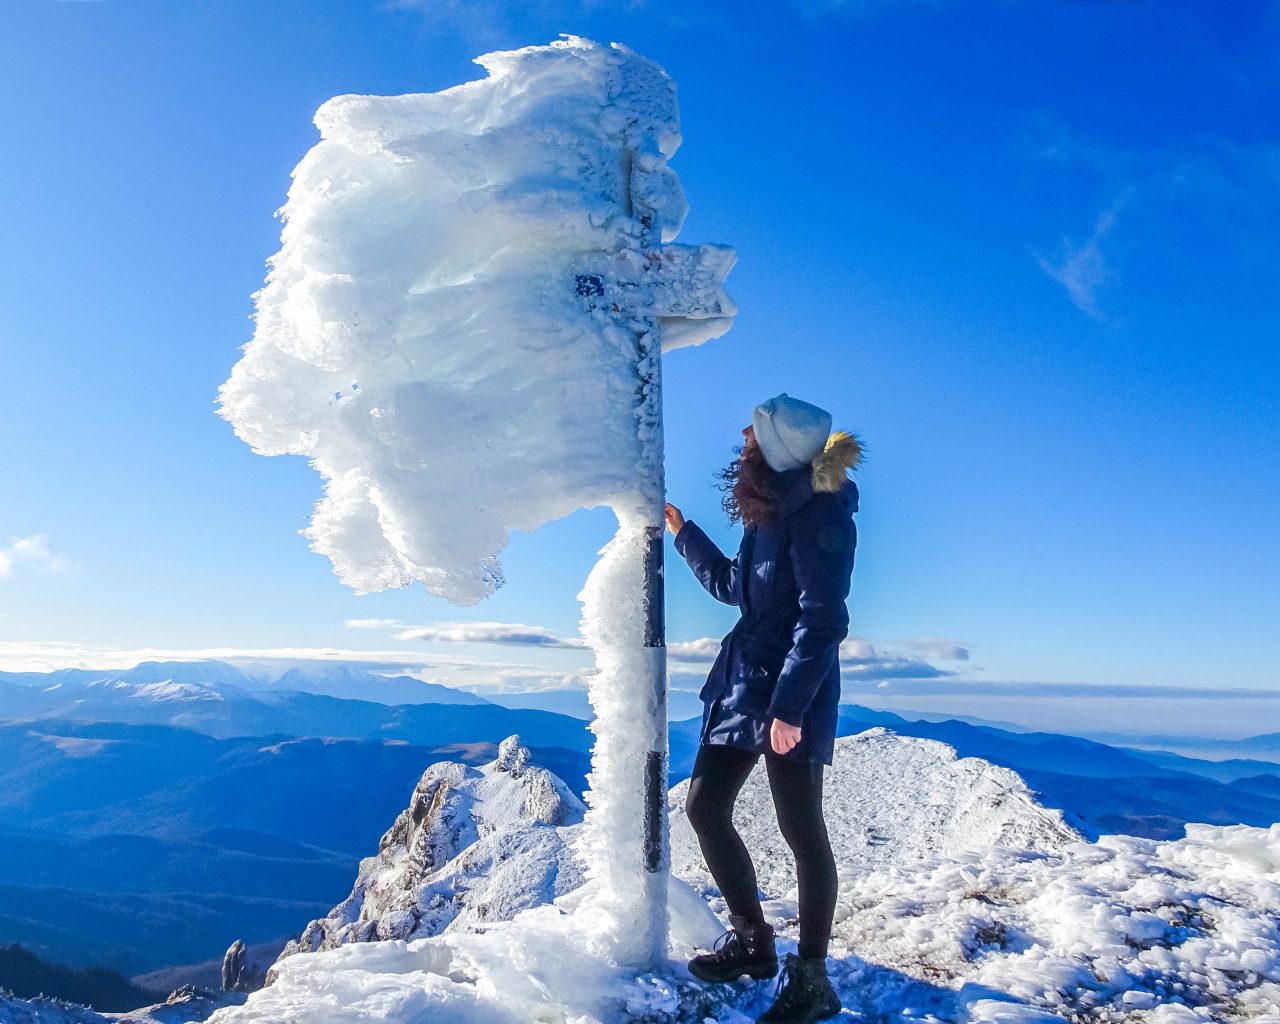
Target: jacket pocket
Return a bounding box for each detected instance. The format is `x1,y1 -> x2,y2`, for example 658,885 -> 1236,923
722,640 -> 784,719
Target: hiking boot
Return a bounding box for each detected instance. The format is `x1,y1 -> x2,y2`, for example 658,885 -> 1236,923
755,953 -> 842,1024
688,913 -> 778,983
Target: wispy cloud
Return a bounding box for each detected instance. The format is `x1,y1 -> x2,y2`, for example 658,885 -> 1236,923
344,618 -> 407,630
855,675 -> 1280,738
667,635 -> 960,681
393,621 -> 585,648
5,640 -> 1273,738
0,535 -> 75,578
0,640 -> 589,693
900,638 -> 970,661
1033,194 -> 1128,324
1024,112 -> 1280,324
466,667 -> 597,695
867,677 -> 1280,702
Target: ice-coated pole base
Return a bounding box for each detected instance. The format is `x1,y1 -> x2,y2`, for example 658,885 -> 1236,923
642,523 -> 666,875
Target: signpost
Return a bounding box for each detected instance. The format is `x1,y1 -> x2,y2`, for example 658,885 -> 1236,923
220,38 -> 735,970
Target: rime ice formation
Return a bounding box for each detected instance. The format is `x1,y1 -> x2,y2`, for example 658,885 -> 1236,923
670,728 -> 1084,902
200,731 -> 1280,1023
0,996 -> 107,1024
217,35 -> 736,966
824,824 -> 1280,1023
0,988 -> 244,1024
273,736 -> 586,964
216,37 -> 734,604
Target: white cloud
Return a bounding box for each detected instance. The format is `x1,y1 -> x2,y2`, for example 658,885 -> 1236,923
344,618 -> 407,630
867,677 -> 1280,703
1033,195 -> 1127,323
1025,112 -> 1280,327
6,640 -> 1273,738
393,621 -> 584,648
667,635 -> 956,681
852,677 -> 1280,739
0,534 -> 75,578
465,667 -> 596,695
667,637 -> 724,661
900,638 -> 970,662
0,640 -> 596,695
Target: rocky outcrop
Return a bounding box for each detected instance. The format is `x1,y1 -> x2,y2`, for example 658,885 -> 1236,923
271,735 -> 586,974
117,985 -> 246,1023
219,941 -> 266,994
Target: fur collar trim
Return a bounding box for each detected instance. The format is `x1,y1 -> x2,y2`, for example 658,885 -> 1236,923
812,432 -> 863,494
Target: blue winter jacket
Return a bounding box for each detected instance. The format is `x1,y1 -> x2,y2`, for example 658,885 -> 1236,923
674,440 -> 859,764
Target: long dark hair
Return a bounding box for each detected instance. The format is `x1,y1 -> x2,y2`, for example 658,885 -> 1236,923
716,442 -> 783,527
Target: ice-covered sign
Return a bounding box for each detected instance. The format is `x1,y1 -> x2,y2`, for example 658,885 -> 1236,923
219,36 -> 735,968
218,37 -> 735,605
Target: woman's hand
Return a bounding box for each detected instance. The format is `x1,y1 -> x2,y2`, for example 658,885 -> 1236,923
664,502 -> 686,536
770,718 -> 802,755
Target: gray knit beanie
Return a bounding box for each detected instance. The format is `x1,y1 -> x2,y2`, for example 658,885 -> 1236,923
751,394 -> 833,472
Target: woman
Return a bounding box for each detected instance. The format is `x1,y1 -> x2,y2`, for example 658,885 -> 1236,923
665,393 -> 860,1024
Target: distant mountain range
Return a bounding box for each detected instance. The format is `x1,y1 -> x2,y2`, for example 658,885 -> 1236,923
7,729 -> 1278,1024
0,670 -> 579,746
1076,726 -> 1280,763
0,660 -> 491,707
0,720 -> 590,976
0,659 -> 1277,981
485,685 -> 706,722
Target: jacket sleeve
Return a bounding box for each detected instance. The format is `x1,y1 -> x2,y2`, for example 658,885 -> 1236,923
766,499 -> 855,727
673,520 -> 741,607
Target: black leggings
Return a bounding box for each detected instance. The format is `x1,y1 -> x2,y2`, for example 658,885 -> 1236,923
684,744 -> 838,960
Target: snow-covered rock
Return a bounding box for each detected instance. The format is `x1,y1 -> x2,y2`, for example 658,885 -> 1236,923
105,986 -> 246,1023
670,728 -> 1084,905
0,987 -> 244,1024
0,992 -> 108,1024
203,726 -> 1280,1023
825,824 -> 1280,1022
273,735 -> 586,966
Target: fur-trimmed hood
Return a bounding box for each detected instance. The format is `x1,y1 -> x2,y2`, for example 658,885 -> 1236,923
769,430 -> 862,519
812,432 -> 862,494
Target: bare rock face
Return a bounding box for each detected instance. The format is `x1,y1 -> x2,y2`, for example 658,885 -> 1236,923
271,735 -> 586,976
220,939 -> 266,994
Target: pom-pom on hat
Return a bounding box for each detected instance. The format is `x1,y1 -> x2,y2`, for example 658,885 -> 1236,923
751,394 -> 833,472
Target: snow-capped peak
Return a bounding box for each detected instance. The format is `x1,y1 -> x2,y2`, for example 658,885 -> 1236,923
670,728 -> 1083,904
272,734 -> 586,967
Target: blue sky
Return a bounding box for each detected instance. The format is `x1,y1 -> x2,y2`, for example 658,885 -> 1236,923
2,0 -> 1277,734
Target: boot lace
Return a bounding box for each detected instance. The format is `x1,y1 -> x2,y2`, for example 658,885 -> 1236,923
767,954 -> 811,1015
708,927 -> 745,959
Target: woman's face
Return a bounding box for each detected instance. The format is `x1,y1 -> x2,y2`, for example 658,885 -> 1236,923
742,424 -> 756,449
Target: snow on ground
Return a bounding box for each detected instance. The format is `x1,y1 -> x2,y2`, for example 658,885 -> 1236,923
0,994 -> 107,1024
276,736 -> 587,958
199,731 -> 1280,1024
670,727 -> 1083,901
822,824 -> 1280,1022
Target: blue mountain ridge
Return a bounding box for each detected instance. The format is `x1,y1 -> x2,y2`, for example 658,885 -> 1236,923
1,660 -> 1277,977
